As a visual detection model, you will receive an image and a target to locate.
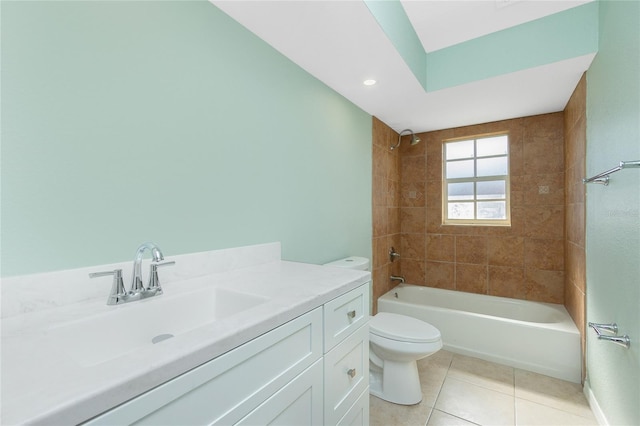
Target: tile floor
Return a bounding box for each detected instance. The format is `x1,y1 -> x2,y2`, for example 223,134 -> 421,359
370,350 -> 598,426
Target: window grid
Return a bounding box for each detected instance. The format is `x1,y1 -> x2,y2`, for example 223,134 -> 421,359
443,134 -> 510,226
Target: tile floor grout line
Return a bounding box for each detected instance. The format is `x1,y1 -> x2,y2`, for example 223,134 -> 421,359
513,395 -> 598,420
425,354 -> 455,425
431,408 -> 484,426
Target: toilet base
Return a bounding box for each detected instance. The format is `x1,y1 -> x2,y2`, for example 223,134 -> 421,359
369,359 -> 422,405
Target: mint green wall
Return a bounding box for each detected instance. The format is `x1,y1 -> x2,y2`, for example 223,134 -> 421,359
585,1 -> 639,425
427,1 -> 599,92
1,1 -> 372,277
363,1 -> 597,93
363,0 -> 427,90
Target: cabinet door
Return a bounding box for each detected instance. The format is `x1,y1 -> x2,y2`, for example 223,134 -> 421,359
85,308 -> 322,426
324,324 -> 369,425
236,359 -> 323,426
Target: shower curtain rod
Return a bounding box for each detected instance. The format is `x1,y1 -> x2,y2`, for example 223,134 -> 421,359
583,160 -> 640,185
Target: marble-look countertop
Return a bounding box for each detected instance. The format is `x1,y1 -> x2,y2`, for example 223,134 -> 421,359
1,243 -> 370,425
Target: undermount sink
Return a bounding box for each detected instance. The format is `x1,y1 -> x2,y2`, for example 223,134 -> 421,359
47,287 -> 270,367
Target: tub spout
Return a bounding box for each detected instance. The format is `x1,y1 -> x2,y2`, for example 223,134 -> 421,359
390,275 -> 405,284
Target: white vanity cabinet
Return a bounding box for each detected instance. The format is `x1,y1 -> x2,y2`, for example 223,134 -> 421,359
323,284 -> 370,425
84,283 -> 370,425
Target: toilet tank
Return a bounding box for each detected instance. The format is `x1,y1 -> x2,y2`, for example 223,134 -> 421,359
323,256 -> 370,271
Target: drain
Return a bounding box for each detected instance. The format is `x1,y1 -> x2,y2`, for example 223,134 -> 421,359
152,333 -> 174,344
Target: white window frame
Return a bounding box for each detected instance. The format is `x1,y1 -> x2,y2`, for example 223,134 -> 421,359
442,133 -> 511,226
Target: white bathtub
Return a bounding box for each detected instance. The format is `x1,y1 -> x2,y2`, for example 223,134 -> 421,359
378,284 -> 581,383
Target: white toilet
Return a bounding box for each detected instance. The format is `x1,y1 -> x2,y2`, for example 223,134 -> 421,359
369,312 -> 442,405
324,256 -> 443,405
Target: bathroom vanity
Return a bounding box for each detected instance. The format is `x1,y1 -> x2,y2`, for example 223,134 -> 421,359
1,243 -> 370,425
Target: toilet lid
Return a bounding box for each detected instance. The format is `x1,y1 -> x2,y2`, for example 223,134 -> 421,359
370,312 -> 441,343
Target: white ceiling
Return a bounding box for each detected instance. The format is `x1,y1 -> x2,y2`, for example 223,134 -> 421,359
212,0 -> 595,133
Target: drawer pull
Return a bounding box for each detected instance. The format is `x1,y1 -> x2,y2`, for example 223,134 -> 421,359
347,310 -> 356,319
347,368 -> 356,378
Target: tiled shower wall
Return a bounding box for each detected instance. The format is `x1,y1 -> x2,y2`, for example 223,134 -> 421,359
564,74 -> 587,379
372,90 -> 586,376
371,113 -> 568,311
403,113 -> 566,303
371,117 -> 401,313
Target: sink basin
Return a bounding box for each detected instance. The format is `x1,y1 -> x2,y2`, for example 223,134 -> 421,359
47,287 -> 270,367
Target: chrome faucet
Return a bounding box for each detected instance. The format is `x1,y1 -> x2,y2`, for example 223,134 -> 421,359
131,242 -> 165,295
390,275 -> 405,284
90,242 -> 175,305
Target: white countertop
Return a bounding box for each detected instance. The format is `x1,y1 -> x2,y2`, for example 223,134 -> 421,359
1,243 -> 370,425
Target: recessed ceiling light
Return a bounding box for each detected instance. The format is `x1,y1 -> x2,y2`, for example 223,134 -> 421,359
363,79 -> 377,86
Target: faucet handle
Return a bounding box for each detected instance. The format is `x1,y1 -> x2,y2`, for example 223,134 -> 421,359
147,261 -> 175,294
89,269 -> 127,305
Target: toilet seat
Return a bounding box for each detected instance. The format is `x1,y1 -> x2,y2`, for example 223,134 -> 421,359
370,312 -> 441,343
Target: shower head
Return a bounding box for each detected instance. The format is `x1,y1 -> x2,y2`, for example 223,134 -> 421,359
390,129 -> 421,151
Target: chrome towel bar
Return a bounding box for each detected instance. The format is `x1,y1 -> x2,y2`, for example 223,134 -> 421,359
583,160 -> 640,185
588,322 -> 631,349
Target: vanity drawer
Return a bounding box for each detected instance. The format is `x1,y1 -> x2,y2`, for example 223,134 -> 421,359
86,308 -> 322,426
324,323 -> 369,425
337,387 -> 370,426
323,283 -> 369,352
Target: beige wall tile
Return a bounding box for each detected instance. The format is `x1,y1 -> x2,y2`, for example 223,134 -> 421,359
425,180 -> 442,210
373,174 -> 385,206
510,175 -> 525,207
374,111 -> 572,307
372,143 -> 386,178
427,234 -> 455,262
564,74 -> 587,136
488,266 -> 526,299
372,236 -> 386,270
401,207 -> 426,233
564,281 -> 585,336
525,268 -> 564,303
525,239 -> 564,271
456,263 -> 488,294
387,179 -> 400,208
455,236 -> 487,265
523,173 -> 565,206
488,236 -> 524,267
566,203 -> 585,247
426,207 -> 443,233
509,127 -> 525,177
401,233 -> 425,260
401,155 -> 426,183
372,204 -> 388,238
566,241 -> 586,292
523,119 -> 564,174
402,259 -> 427,285
389,207 -> 400,235
524,205 -> 565,239
425,261 -> 455,289
401,181 -> 425,207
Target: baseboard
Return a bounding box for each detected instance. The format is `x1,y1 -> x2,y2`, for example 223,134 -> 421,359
584,380 -> 608,426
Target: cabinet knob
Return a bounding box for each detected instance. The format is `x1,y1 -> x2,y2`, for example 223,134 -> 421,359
347,368 -> 356,378
347,310 -> 356,319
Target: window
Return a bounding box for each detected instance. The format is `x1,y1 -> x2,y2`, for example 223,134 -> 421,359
443,134 -> 510,225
